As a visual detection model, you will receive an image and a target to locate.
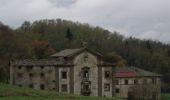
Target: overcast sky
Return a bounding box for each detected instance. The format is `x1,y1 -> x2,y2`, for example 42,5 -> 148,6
0,0 -> 170,43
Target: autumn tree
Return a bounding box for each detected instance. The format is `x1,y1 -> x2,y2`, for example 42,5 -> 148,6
32,40 -> 55,59
106,52 -> 127,67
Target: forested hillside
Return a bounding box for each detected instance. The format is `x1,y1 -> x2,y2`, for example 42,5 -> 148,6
0,19 -> 170,86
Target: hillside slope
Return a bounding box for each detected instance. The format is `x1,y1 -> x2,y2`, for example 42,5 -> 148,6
0,83 -> 120,100
0,19 -> 170,86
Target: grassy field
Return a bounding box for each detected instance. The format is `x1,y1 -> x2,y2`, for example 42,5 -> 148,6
161,94 -> 170,100
0,83 -> 121,100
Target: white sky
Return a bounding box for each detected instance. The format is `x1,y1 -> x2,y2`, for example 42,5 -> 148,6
0,0 -> 170,43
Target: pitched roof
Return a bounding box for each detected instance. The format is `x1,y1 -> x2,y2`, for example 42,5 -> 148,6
51,48 -> 84,57
113,67 -> 161,78
51,47 -> 103,58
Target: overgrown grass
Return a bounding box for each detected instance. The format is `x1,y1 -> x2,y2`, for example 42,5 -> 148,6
161,94 -> 170,100
0,83 -> 121,100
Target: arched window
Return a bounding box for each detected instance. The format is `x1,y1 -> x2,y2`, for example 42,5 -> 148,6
83,70 -> 89,78
82,67 -> 90,79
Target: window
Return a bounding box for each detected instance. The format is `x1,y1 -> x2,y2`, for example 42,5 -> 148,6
29,84 -> 34,88
40,84 -> 45,90
152,78 -> 156,84
18,66 -> 22,70
61,84 -> 67,92
29,73 -> 33,77
82,84 -> 90,91
40,66 -> 44,69
115,80 -> 119,85
82,67 -> 90,79
52,80 -> 56,82
61,71 -> 67,79
134,79 -> 138,85
152,93 -> 158,100
18,73 -> 22,78
83,70 -> 89,78
143,79 -> 147,84
18,84 -> 22,87
40,73 -> 45,77
104,83 -> 110,91
125,80 -> 128,85
105,71 -> 110,78
27,66 -> 33,71
115,88 -> 120,93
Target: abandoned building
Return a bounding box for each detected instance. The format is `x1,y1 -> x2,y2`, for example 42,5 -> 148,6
10,47 -> 161,98
114,67 -> 161,99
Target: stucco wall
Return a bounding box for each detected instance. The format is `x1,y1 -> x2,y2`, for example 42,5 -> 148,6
12,65 -> 55,90
102,67 -> 113,97
115,77 -> 161,99
73,51 -> 99,96
58,67 -> 70,93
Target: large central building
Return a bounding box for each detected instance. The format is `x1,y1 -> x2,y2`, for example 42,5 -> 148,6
10,48 -> 115,97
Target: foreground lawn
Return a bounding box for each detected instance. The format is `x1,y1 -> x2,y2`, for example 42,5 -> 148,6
162,94 -> 170,100
0,83 -> 121,100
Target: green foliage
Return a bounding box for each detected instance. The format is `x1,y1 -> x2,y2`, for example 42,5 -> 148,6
0,83 -> 116,100
65,28 -> 73,41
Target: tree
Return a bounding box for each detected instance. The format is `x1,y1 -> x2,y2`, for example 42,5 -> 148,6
105,52 -> 127,67
20,21 -> 31,31
128,84 -> 160,100
32,40 -> 55,59
65,28 -> 73,41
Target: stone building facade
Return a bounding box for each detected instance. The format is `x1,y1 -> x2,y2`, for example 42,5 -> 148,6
114,67 -> 161,100
10,47 -> 161,98
10,48 -> 114,97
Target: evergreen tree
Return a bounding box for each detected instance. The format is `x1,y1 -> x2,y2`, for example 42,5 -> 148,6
65,28 -> 73,41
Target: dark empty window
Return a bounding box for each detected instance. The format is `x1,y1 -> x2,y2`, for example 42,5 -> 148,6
134,79 -> 138,85
18,84 -> 22,87
83,70 -> 89,78
18,73 -> 22,78
27,66 -> 33,70
61,71 -> 67,79
125,80 -> 128,85
40,73 -> 45,77
82,67 -> 90,79
61,84 -> 67,92
29,73 -> 33,77
115,88 -> 120,93
40,66 -> 44,69
29,84 -> 34,88
152,78 -> 157,84
40,84 -> 45,90
18,66 -> 22,70
105,71 -> 110,78
52,80 -> 56,82
104,83 -> 110,91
